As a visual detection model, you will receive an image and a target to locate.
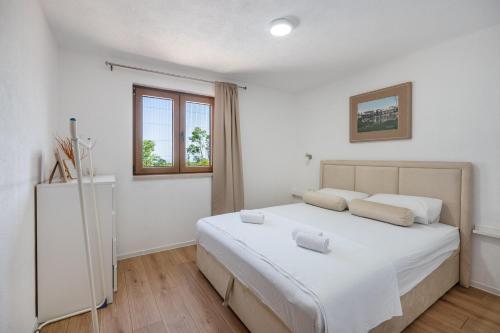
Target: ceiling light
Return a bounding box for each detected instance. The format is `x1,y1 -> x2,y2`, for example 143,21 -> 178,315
270,18 -> 293,37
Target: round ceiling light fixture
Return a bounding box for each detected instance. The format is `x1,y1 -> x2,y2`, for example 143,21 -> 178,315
269,18 -> 293,37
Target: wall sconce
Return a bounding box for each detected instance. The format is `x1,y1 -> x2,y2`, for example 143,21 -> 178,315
305,153 -> 312,161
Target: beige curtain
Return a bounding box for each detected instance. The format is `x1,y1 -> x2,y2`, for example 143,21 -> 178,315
212,82 -> 244,215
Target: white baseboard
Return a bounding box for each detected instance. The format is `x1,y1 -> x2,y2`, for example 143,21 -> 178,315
471,280 -> 500,296
117,240 -> 196,260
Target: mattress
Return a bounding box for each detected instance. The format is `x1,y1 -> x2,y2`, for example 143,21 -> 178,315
197,203 -> 459,333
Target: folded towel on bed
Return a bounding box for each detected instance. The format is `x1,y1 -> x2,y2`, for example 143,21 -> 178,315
240,210 -> 265,224
295,231 -> 330,253
291,227 -> 324,240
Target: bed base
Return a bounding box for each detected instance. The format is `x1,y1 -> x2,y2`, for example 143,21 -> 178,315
197,245 -> 459,333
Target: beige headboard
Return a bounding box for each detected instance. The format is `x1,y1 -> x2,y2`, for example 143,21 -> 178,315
320,160 -> 472,287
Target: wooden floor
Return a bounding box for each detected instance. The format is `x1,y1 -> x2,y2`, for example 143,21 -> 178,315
42,245 -> 500,333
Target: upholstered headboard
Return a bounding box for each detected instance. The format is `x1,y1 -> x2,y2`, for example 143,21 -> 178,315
320,160 -> 472,287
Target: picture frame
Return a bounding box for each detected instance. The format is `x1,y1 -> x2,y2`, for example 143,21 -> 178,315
48,149 -> 68,184
350,82 -> 412,142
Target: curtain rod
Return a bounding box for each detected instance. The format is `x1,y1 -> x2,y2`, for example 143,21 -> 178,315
105,61 -> 247,90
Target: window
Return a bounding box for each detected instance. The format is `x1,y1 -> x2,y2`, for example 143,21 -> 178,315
133,85 -> 213,175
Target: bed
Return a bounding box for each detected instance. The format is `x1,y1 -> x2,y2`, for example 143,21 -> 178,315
196,160 -> 472,333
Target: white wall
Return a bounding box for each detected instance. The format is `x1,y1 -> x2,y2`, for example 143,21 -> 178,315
56,49 -> 297,258
239,84 -> 299,209
294,25 -> 500,293
0,0 -> 59,331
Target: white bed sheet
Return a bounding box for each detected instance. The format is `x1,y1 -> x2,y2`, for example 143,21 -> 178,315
263,203 -> 460,295
197,203 -> 459,333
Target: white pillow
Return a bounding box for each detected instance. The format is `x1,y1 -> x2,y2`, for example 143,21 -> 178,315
365,193 -> 443,224
317,188 -> 369,204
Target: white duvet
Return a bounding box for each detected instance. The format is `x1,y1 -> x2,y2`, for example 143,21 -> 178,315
263,203 -> 459,295
197,209 -> 403,333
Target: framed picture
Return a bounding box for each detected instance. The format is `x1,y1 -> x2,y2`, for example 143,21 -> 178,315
350,82 -> 412,142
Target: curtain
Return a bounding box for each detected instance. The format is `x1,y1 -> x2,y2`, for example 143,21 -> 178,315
212,82 -> 244,215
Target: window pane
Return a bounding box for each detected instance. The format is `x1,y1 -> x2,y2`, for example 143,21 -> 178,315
142,96 -> 173,167
185,101 -> 211,167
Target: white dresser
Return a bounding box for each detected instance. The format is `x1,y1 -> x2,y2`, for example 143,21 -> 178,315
36,175 -> 117,323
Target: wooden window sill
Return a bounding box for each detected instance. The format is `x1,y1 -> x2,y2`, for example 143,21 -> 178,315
133,172 -> 213,180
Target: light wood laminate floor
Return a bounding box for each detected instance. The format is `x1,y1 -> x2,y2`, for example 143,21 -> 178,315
41,245 -> 500,333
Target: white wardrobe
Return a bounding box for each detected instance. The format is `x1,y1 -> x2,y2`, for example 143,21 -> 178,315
36,176 -> 117,323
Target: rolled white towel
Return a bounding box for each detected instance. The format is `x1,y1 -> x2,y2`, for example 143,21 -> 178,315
295,231 -> 330,253
292,227 -> 323,240
240,210 -> 265,224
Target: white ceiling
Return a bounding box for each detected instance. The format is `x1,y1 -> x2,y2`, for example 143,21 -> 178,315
40,0 -> 500,92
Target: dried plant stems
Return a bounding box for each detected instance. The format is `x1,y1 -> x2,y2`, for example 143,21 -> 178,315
55,136 -> 87,166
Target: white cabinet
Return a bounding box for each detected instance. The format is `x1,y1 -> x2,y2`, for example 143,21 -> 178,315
36,175 -> 117,323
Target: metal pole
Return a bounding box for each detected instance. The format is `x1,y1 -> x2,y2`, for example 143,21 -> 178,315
104,61 -> 247,90
87,138 -> 108,306
70,118 -> 100,333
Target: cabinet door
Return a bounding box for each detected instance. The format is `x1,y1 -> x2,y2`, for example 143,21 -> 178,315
37,183 -> 113,322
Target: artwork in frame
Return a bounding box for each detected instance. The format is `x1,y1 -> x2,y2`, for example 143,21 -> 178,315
350,82 -> 412,142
